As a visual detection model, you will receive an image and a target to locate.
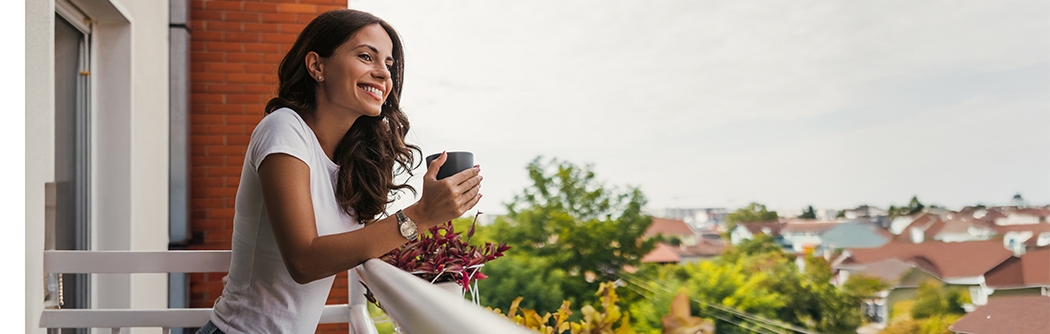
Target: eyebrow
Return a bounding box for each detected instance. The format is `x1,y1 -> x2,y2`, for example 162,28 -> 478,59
356,44 -> 395,63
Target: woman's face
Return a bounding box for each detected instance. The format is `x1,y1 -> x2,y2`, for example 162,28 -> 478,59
318,23 -> 395,118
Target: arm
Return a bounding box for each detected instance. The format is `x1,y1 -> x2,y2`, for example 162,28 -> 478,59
259,151 -> 482,284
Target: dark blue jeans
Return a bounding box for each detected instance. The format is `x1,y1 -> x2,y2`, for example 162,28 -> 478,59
196,320 -> 226,334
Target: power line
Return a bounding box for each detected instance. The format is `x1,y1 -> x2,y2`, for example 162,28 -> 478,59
617,279 -> 777,334
618,273 -> 820,334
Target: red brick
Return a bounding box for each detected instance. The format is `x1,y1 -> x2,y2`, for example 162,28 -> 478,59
208,187 -> 238,197
192,135 -> 225,145
244,43 -> 280,53
190,166 -> 208,178
193,177 -> 224,188
224,32 -> 259,43
226,52 -> 263,64
261,33 -> 296,44
279,23 -> 306,34
227,94 -> 263,104
208,21 -> 243,32
279,3 -> 316,14
245,64 -> 276,74
208,63 -> 245,72
208,104 -> 245,114
209,167 -> 242,176
316,5 -> 346,13
191,145 -> 207,156
193,31 -> 223,42
192,114 -> 224,124
190,41 -> 207,52
194,156 -> 225,167
208,42 -> 243,52
190,10 -> 222,21
224,12 -> 261,23
243,2 -> 278,13
191,93 -> 224,104
227,114 -> 262,125
228,155 -> 246,166
262,13 -> 297,23
190,83 -> 209,94
244,22 -> 280,33
227,73 -> 262,83
209,145 -> 248,155
204,1 -> 242,11
245,84 -> 274,94
190,0 -> 204,10
190,21 -> 205,31
300,0 -> 344,4
206,124 -> 245,135
227,136 -> 251,147
207,84 -> 244,94
263,53 -> 285,63
194,52 -> 225,63
225,177 -> 241,187
190,62 -> 206,73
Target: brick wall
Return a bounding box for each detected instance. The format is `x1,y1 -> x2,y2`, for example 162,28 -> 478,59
188,1 -> 349,333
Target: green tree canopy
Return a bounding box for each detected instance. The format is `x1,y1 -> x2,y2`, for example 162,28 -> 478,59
723,202 -> 779,234
798,205 -> 817,219
483,157 -> 657,308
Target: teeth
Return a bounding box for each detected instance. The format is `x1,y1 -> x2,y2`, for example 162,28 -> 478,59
362,85 -> 381,95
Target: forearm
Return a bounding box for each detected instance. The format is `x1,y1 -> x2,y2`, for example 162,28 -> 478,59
283,205 -> 435,284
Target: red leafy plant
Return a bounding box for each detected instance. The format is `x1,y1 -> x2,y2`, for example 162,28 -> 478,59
364,212 -> 510,306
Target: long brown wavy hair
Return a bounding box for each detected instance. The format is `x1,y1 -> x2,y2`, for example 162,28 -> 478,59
265,9 -> 421,222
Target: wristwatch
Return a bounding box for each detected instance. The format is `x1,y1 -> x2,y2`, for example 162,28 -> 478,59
395,209 -> 419,241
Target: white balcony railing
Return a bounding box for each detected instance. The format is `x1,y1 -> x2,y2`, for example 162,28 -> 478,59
40,250 -> 532,334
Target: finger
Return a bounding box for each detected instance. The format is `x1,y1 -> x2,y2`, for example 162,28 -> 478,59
425,151 -> 447,180
446,165 -> 480,186
460,183 -> 481,203
456,174 -> 483,195
460,192 -> 483,213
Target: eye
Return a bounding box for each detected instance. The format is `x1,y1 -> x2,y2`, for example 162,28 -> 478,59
358,53 -> 373,61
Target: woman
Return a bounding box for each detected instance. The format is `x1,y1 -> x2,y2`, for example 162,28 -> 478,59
197,9 -> 483,334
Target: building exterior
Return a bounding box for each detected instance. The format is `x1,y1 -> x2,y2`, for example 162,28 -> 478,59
28,0 -> 174,333
640,218 -> 726,264
949,295 -> 1050,334
27,0 -> 350,333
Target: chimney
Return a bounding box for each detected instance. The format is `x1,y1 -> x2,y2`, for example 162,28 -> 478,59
910,227 -> 924,244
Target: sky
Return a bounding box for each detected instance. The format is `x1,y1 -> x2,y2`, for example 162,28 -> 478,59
352,0 -> 1050,216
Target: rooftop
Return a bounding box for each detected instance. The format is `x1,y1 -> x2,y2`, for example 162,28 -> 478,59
841,240 -> 1013,279
949,295 -> 1050,334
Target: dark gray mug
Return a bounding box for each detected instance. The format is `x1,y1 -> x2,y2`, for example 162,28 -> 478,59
425,151 -> 474,180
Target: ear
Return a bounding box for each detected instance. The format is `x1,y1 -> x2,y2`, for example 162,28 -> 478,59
304,51 -> 324,81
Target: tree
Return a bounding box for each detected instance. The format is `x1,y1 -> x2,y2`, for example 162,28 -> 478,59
487,157 -> 657,308
907,196 -> 925,215
723,202 -> 779,235
798,205 -> 817,219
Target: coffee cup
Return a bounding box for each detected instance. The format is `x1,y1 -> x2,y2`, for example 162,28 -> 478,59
425,151 -> 474,180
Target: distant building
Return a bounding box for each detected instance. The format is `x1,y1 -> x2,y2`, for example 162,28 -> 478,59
949,295 -> 1050,334
640,218 -> 727,264
655,208 -> 729,231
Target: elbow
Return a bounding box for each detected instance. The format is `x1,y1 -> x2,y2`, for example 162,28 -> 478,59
285,259 -> 322,285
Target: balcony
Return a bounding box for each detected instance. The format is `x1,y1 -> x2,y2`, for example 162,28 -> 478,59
39,250 -> 532,334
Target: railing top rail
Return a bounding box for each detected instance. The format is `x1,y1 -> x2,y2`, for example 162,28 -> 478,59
43,250 -> 232,274
357,259 -> 532,334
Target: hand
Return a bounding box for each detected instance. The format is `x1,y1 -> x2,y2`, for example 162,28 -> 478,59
406,151 -> 483,228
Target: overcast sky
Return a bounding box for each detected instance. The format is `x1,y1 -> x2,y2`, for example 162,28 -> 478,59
352,0 -> 1050,216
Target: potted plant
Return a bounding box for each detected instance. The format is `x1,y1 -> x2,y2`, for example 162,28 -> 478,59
364,211 -> 510,306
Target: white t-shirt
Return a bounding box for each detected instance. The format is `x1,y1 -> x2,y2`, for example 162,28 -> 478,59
211,107 -> 361,334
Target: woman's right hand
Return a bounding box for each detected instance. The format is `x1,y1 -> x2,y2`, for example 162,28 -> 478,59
405,151 -> 483,228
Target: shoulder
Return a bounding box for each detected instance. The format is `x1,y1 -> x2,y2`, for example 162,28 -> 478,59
255,107 -> 308,135
247,108 -> 315,169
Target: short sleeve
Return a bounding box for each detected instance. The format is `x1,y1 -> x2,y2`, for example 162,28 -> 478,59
247,108 -> 313,172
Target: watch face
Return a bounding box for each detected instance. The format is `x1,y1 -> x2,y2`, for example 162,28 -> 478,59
400,221 -> 417,237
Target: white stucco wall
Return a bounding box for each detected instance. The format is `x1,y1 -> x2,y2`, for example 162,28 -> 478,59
26,1 -> 169,333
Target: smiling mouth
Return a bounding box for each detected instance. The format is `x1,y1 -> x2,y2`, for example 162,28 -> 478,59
359,85 -> 383,100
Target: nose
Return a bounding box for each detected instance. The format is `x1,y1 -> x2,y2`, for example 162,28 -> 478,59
372,63 -> 390,80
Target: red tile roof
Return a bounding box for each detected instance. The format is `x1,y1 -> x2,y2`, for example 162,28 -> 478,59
949,295 -> 1050,334
841,240 -> 1013,279
994,223 -> 1050,235
983,248 -> 1049,289
640,243 -> 681,263
781,221 -> 840,234
739,222 -> 783,236
644,218 -> 695,238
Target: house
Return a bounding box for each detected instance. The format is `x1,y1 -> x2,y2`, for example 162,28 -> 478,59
995,207 -> 1050,225
820,220 -> 891,250
984,247 -> 1050,297
929,217 -> 996,243
949,295 -> 1050,334
640,218 -> 727,264
779,220 -> 841,253
729,222 -> 783,246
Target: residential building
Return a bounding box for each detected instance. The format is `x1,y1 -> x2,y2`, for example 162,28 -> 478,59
640,218 -> 727,264
949,295 -> 1050,334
